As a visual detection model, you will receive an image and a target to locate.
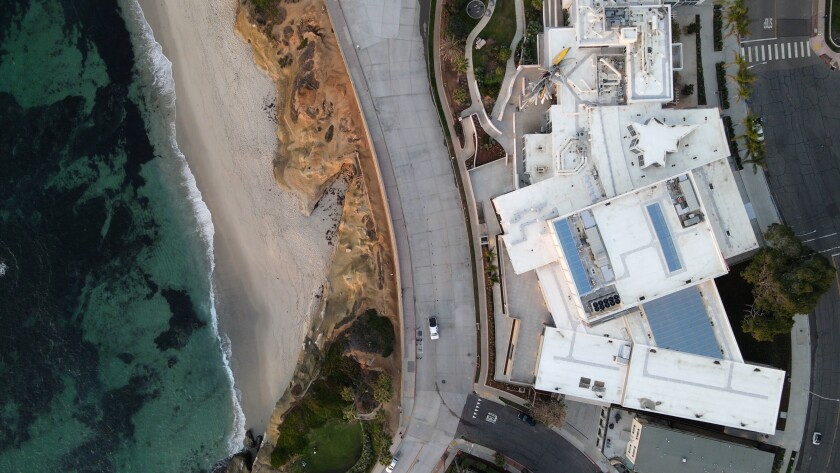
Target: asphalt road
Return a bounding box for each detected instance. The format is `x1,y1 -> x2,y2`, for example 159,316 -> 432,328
744,0 -> 812,40
455,394 -> 600,473
749,60 -> 840,472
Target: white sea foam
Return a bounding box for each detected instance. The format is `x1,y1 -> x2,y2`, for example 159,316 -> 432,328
120,0 -> 246,454
0,262 -> 7,277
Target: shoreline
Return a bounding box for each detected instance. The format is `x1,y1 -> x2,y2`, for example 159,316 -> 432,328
136,0 -> 340,435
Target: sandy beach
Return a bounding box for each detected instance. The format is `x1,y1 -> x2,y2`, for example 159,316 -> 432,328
137,0 -> 340,433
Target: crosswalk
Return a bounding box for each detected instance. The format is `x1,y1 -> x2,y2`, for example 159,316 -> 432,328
740,40 -> 812,63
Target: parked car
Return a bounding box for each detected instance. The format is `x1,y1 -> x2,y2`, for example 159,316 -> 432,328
813,432 -> 822,445
385,456 -> 399,472
517,412 -> 537,426
429,317 -> 439,340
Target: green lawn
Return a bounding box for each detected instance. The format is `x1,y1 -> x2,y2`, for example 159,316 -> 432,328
299,421 -> 364,473
482,0 -> 517,46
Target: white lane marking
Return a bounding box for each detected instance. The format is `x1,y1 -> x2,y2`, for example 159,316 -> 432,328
747,47 -> 752,62
775,43 -> 780,60
807,43 -> 812,56
795,43 -> 800,58
781,43 -> 786,59
761,45 -> 766,61
787,42 -> 792,58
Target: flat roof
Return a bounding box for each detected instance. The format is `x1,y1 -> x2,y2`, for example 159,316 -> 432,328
583,177 -> 727,304
535,330 -> 785,434
589,105 -> 730,197
535,328 -> 631,404
624,346 -> 785,434
495,171 -> 602,274
691,159 -> 759,260
633,423 -> 776,473
641,286 -> 722,359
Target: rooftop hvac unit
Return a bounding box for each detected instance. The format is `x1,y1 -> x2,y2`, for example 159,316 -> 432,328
536,166 -> 547,174
592,381 -> 606,393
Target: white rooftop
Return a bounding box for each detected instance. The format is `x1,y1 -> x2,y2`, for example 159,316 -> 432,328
535,328 -> 631,404
535,329 -> 785,435
691,159 -> 759,260
589,105 -> 730,196
581,176 -> 728,305
623,345 -> 785,434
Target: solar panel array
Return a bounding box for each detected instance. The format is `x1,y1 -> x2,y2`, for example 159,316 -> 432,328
646,203 -> 682,272
642,286 -> 721,359
553,218 -> 593,295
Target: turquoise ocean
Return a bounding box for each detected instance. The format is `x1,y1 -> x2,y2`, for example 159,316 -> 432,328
0,0 -> 243,471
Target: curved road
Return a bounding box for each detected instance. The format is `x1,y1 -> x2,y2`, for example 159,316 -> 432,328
456,394 -> 600,473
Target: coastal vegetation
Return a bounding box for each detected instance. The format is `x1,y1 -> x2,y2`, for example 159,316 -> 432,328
271,312 -> 397,471
741,224 -> 835,342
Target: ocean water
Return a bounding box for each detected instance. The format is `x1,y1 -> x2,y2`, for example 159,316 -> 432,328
0,0 -> 243,471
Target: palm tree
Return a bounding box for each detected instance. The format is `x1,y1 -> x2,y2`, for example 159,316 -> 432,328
440,35 -> 465,63
451,56 -> 469,74
726,53 -> 756,101
738,113 -> 766,170
725,0 -> 750,40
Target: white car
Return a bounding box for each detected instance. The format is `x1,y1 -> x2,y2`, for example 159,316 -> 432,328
813,432 -> 822,445
385,456 -> 399,472
429,317 -> 440,340
755,123 -> 765,142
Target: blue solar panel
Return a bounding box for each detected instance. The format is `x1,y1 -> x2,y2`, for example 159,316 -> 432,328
553,219 -> 593,295
642,287 -> 721,359
646,203 -> 682,272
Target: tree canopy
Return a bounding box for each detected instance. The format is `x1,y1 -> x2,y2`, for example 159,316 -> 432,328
741,224 -> 835,340
530,399 -> 567,428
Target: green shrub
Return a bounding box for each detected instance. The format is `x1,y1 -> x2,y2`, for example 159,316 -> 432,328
715,62 -> 730,109
694,14 -> 707,106
713,5 -> 724,51
347,310 -> 395,357
373,372 -> 394,405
